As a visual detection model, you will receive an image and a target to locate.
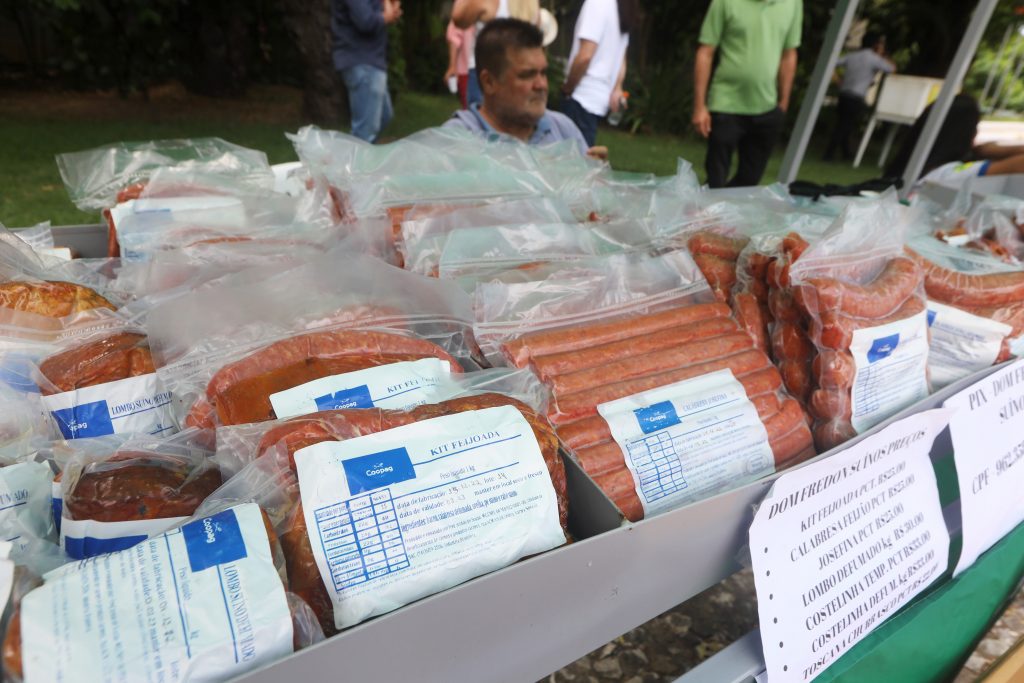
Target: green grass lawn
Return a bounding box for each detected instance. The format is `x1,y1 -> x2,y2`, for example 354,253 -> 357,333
0,88 -> 885,226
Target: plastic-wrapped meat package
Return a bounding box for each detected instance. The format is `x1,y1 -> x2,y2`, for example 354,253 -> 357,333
202,384 -> 567,636
789,197 -> 930,451
0,453 -> 57,557
3,503 -> 324,683
54,430 -> 218,558
56,138 -> 273,257
569,159 -> 701,229
438,220 -> 663,285
399,197 -> 576,276
473,250 -> 814,521
146,249 -> 476,432
906,234 -> 1024,386
34,326 -> 177,440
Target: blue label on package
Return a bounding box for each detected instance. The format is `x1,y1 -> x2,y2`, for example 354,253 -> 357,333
867,333 -> 901,363
633,401 -> 682,434
183,509 -> 248,572
64,533 -> 149,560
343,447 -> 417,494
314,384 -> 374,411
927,310 -> 937,327
51,400 -> 115,439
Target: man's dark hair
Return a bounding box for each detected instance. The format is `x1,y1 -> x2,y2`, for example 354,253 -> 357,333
862,31 -> 883,50
475,18 -> 544,78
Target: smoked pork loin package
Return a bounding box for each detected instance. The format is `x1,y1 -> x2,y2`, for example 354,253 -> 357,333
789,198 -> 930,451
473,251 -> 814,521
2,503 -> 324,683
146,250 -> 477,432
906,234 -> 1024,387
53,430 -> 219,559
200,372 -> 567,636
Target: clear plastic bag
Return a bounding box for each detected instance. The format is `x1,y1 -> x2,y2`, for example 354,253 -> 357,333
789,196 -> 930,450
399,196 -> 575,276
146,249 -> 477,431
56,137 -> 272,212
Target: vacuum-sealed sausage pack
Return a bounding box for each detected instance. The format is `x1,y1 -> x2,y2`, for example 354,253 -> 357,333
789,197 -> 930,451
203,375 -> 566,636
474,250 -> 813,520
907,234 -> 1024,388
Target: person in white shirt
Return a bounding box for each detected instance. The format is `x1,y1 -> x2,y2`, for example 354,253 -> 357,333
559,0 -> 637,147
824,32 -> 895,161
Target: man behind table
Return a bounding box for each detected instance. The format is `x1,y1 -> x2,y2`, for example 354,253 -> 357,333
692,0 -> 802,188
443,18 -> 606,160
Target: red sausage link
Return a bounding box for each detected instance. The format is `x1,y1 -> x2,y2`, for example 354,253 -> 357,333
817,296 -> 926,350
813,350 -> 855,389
501,303 -> 733,368
530,317 -> 740,380
809,389 -> 851,421
575,441 -> 625,477
693,253 -> 738,302
807,257 -> 922,319
688,232 -> 749,261
549,332 -> 755,396
733,292 -> 769,352
771,421 -> 816,466
813,419 -> 857,452
909,248 -> 1024,307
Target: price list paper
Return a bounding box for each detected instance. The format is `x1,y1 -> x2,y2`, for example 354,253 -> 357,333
947,359 -> 1024,577
749,410 -> 951,683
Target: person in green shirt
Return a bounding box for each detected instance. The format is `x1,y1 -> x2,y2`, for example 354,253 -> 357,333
692,0 -> 802,188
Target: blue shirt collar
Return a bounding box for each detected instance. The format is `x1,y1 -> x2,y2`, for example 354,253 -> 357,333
468,103 -> 552,145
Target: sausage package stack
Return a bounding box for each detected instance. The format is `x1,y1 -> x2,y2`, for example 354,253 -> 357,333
906,234 -> 1024,387
145,249 -> 477,435
789,198 -> 930,451
473,250 -> 814,521
203,369 -> 566,636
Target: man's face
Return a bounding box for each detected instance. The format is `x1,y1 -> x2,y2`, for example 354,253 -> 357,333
482,46 -> 549,127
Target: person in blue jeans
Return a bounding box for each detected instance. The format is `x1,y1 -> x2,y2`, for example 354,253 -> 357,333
332,0 -> 402,143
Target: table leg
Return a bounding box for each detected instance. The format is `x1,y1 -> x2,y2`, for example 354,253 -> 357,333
854,115 -> 877,168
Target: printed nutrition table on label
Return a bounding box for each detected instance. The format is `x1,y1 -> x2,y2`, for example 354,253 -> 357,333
628,432 -> 689,504
314,490 -> 410,591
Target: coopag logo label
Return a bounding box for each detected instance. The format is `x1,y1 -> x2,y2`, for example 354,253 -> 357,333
314,384 -> 374,411
633,400 -> 682,434
183,509 -> 248,572
342,447 -> 417,494
868,333 -> 900,364
51,400 -> 114,439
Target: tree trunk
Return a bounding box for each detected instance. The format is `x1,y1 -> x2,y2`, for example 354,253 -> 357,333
276,0 -> 344,124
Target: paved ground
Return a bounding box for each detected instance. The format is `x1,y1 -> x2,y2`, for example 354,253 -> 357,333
549,571 -> 1023,682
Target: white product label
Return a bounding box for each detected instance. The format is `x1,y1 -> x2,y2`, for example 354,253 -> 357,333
294,406 -> 565,629
41,373 -> 176,440
598,369 -> 774,517
22,504 -> 293,683
849,311 -> 930,433
38,247 -> 73,261
115,196 -> 248,261
947,360 -> 1024,576
269,358 -> 453,419
926,302 -> 1011,389
0,462 -> 54,553
61,515 -> 189,560
750,409 -> 952,683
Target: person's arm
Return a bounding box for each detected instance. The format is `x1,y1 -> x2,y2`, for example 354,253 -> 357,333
777,47 -> 797,112
445,23 -> 460,81
692,44 -> 715,137
452,0 -> 492,29
562,39 -> 597,96
974,142 -> 1024,160
609,54 -> 627,112
586,145 -> 609,161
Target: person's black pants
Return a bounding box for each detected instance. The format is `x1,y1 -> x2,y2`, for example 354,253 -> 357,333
705,108 -> 785,188
560,96 -> 599,147
824,93 -> 867,161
